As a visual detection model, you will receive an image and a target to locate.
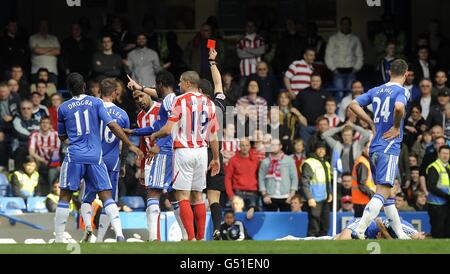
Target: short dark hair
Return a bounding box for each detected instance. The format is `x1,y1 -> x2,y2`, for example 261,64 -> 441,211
224,210 -> 235,217
417,45 -> 430,53
37,80 -> 47,87
37,68 -> 49,75
396,192 -> 406,200
303,47 -> 316,55
342,172 -> 352,178
311,73 -> 322,79
439,145 -> 450,153
101,34 -> 113,41
410,166 -> 420,172
40,116 -> 51,124
325,97 -> 336,104
66,73 -> 85,96
156,70 -> 175,88
340,16 -> 352,26
389,59 -> 408,78
23,155 -> 37,165
100,78 -> 117,97
199,79 -> 213,98
0,81 -> 8,89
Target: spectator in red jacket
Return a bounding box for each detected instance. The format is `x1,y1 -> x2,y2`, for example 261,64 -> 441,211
225,137 -> 260,217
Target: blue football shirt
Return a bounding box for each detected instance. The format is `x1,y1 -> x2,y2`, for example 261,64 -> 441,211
355,82 -> 410,156
58,94 -> 113,164
100,102 -> 130,171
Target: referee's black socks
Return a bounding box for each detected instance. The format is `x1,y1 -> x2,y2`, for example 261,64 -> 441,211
210,202 -> 222,231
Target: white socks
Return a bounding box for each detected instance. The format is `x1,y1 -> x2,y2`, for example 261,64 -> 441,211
80,203 -> 93,230
96,211 -> 110,243
146,198 -> 160,241
103,199 -> 124,238
54,201 -> 70,243
172,201 -> 188,241
384,198 -> 410,239
355,193 -> 385,235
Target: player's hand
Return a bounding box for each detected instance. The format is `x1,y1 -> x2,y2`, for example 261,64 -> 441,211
383,127 -> 400,140
209,48 -> 217,61
123,128 -> 133,135
120,165 -> 126,178
147,145 -> 160,159
150,133 -> 158,143
263,196 -> 272,205
129,145 -> 144,161
208,159 -> 220,176
327,194 -> 332,203
308,199 -> 317,208
126,74 -> 142,91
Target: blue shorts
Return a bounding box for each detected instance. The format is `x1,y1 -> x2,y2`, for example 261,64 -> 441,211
369,152 -> 399,187
147,153 -> 173,191
82,168 -> 119,204
59,160 -> 112,193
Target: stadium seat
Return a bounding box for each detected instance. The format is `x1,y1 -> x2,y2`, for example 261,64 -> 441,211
120,196 -> 145,211
26,197 -> 48,213
0,197 -> 27,215
0,174 -> 9,197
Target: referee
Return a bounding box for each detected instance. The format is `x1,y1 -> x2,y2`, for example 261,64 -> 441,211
198,48 -> 226,240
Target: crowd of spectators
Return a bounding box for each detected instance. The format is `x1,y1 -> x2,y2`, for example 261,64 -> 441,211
0,13 -> 449,237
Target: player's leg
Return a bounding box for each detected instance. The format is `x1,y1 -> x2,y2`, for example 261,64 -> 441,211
88,163 -> 124,241
54,161 -> 81,243
207,189 -> 222,240
145,154 -> 166,241
384,180 -> 411,239
354,152 -> 391,238
96,170 -> 119,243
191,148 -> 208,240
173,148 -> 196,240
80,181 -> 96,243
168,190 -> 188,241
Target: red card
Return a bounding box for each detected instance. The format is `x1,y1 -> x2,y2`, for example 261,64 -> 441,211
207,39 -> 216,49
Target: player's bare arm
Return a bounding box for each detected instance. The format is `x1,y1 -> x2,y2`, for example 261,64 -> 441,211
150,120 -> 175,142
208,132 -> 220,176
349,100 -> 375,133
383,102 -> 404,140
126,74 -> 158,98
376,218 -> 393,240
108,121 -> 144,161
119,141 -> 129,178
209,48 -> 223,94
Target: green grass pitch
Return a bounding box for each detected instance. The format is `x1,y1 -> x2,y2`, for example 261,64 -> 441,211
1,240 -> 450,254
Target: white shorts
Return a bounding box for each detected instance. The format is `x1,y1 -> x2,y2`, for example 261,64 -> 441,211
172,147 -> 208,191
144,160 -> 153,187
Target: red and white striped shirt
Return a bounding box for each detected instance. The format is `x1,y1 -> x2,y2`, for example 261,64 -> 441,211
168,92 -> 218,149
237,34 -> 265,77
137,102 -> 161,166
284,59 -> 313,97
325,114 -> 341,128
29,129 -> 61,166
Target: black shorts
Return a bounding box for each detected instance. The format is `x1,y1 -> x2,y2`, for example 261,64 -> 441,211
206,148 -> 225,192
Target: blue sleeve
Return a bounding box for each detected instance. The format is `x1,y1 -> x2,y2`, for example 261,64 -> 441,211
57,106 -> 66,136
133,117 -> 164,136
97,100 -> 113,125
395,88 -> 409,106
355,89 -> 373,107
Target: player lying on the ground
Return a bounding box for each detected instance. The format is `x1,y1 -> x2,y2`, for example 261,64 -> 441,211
333,217 -> 426,240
